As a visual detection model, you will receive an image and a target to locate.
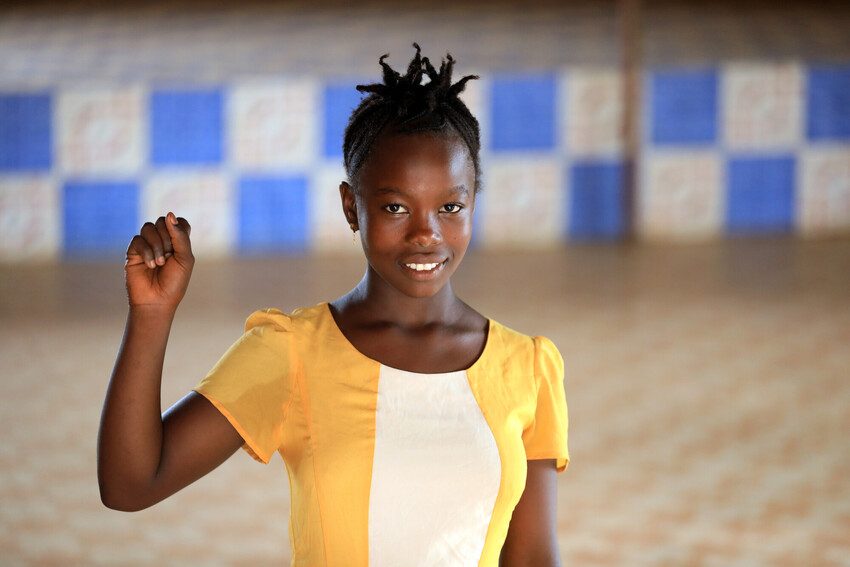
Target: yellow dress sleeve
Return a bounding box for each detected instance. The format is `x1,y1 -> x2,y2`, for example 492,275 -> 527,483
521,335 -> 570,473
192,308 -> 296,464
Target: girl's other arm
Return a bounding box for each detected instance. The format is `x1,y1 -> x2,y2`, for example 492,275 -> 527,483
97,213 -> 244,511
499,459 -> 562,567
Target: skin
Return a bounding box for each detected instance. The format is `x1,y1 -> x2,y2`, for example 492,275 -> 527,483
97,130 -> 561,566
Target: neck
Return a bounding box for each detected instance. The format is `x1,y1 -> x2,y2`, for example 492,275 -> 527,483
345,266 -> 465,328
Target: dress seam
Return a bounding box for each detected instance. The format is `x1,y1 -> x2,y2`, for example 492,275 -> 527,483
464,365 -> 505,567
295,349 -> 330,566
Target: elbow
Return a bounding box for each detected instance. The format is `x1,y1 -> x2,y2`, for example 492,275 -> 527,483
100,495 -> 139,512
98,478 -> 152,512
100,492 -> 136,512
99,486 -> 143,512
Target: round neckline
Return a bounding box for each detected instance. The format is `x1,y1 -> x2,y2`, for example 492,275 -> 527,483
322,301 -> 493,376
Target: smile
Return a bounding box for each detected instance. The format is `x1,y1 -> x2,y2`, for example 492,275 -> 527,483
405,262 -> 441,271
400,258 -> 447,278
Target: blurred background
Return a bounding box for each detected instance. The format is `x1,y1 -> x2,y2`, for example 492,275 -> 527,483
1,0 -> 848,565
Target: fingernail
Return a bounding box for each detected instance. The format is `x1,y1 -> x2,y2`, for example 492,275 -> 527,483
156,256 -> 165,265
148,260 -> 156,269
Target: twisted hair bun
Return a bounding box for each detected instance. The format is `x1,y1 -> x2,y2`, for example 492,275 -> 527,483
343,43 -> 482,192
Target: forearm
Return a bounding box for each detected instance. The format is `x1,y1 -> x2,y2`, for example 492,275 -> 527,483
97,306 -> 175,510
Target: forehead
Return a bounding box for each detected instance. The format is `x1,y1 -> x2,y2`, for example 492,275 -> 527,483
357,132 -> 474,195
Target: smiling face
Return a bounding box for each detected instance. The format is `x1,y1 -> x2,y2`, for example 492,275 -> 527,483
341,131 -> 476,299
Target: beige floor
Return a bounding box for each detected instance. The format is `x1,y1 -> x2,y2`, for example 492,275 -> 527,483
1,238 -> 849,566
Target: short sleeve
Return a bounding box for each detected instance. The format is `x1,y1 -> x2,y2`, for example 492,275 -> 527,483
522,336 -> 570,473
192,308 -> 296,464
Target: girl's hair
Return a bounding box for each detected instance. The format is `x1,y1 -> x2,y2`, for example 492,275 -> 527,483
342,43 -> 482,192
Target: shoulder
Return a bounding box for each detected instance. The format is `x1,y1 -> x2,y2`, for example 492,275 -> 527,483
244,302 -> 328,332
484,318 -> 539,357
485,319 -> 563,377
241,303 -> 332,353
237,303 -> 333,366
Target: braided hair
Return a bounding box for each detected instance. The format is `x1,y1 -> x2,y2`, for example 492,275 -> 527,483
342,43 -> 482,192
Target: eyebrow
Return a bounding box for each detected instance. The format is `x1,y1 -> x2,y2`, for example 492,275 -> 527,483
375,185 -> 469,197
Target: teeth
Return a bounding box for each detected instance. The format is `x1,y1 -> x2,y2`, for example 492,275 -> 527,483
405,262 -> 440,271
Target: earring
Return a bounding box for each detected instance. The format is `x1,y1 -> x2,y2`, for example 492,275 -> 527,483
349,222 -> 358,244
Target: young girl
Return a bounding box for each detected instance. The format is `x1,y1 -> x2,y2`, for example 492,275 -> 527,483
98,44 -> 569,567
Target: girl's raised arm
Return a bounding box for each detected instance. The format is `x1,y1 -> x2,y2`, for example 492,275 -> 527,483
97,212 -> 244,512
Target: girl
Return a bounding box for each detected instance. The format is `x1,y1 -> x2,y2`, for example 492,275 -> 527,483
98,44 -> 569,567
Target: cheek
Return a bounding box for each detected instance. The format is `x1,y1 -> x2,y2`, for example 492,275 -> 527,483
361,215 -> 400,247
446,216 -> 473,248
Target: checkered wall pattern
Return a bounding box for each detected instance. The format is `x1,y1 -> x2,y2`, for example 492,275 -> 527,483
1,62 -> 849,261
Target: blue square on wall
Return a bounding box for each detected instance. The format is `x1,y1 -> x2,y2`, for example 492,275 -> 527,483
490,73 -> 557,151
239,176 -> 308,253
63,181 -> 139,257
569,161 -> 624,240
151,89 -> 223,165
0,93 -> 52,171
323,83 -> 365,158
807,64 -> 850,140
727,156 -> 795,234
650,68 -> 717,145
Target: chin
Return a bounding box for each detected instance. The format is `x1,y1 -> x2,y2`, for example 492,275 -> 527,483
369,259 -> 457,299
402,284 -> 446,299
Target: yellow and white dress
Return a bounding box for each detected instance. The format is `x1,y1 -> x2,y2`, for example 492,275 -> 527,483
193,302 -> 569,567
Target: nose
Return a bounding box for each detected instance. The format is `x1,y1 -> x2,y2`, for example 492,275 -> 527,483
407,211 -> 442,248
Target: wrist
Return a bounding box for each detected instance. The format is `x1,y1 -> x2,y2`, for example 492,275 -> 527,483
128,303 -> 178,321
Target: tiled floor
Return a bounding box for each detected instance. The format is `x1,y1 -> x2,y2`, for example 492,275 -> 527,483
1,238 -> 849,565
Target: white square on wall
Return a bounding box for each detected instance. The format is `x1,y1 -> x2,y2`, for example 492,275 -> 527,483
0,176 -> 59,261
457,71 -> 487,140
565,68 -> 623,157
640,151 -> 723,240
479,157 -> 563,248
799,148 -> 850,235
57,85 -> 145,175
722,62 -> 802,151
229,79 -> 317,171
143,171 -> 233,257
309,162 -> 360,254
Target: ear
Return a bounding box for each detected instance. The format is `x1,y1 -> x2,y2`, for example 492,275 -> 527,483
339,181 -> 358,229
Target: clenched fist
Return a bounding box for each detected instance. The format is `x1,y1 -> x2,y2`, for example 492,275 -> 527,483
125,212 -> 194,311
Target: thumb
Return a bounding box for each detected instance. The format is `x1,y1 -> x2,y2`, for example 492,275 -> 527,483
165,212 -> 193,257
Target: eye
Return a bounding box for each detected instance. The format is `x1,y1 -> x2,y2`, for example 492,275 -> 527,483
383,203 -> 408,214
441,203 -> 464,213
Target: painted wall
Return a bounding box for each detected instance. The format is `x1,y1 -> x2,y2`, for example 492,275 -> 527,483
1,1 -> 849,262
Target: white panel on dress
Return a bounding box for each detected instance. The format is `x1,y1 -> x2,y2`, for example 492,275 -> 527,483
799,147 -> 850,234
369,366 -> 501,567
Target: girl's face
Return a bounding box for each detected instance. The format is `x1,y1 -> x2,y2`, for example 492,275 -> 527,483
341,132 -> 476,299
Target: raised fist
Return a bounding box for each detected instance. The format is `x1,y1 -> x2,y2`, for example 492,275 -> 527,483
124,212 -> 194,311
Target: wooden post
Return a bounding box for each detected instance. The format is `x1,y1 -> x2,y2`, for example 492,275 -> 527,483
618,0 -> 641,241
